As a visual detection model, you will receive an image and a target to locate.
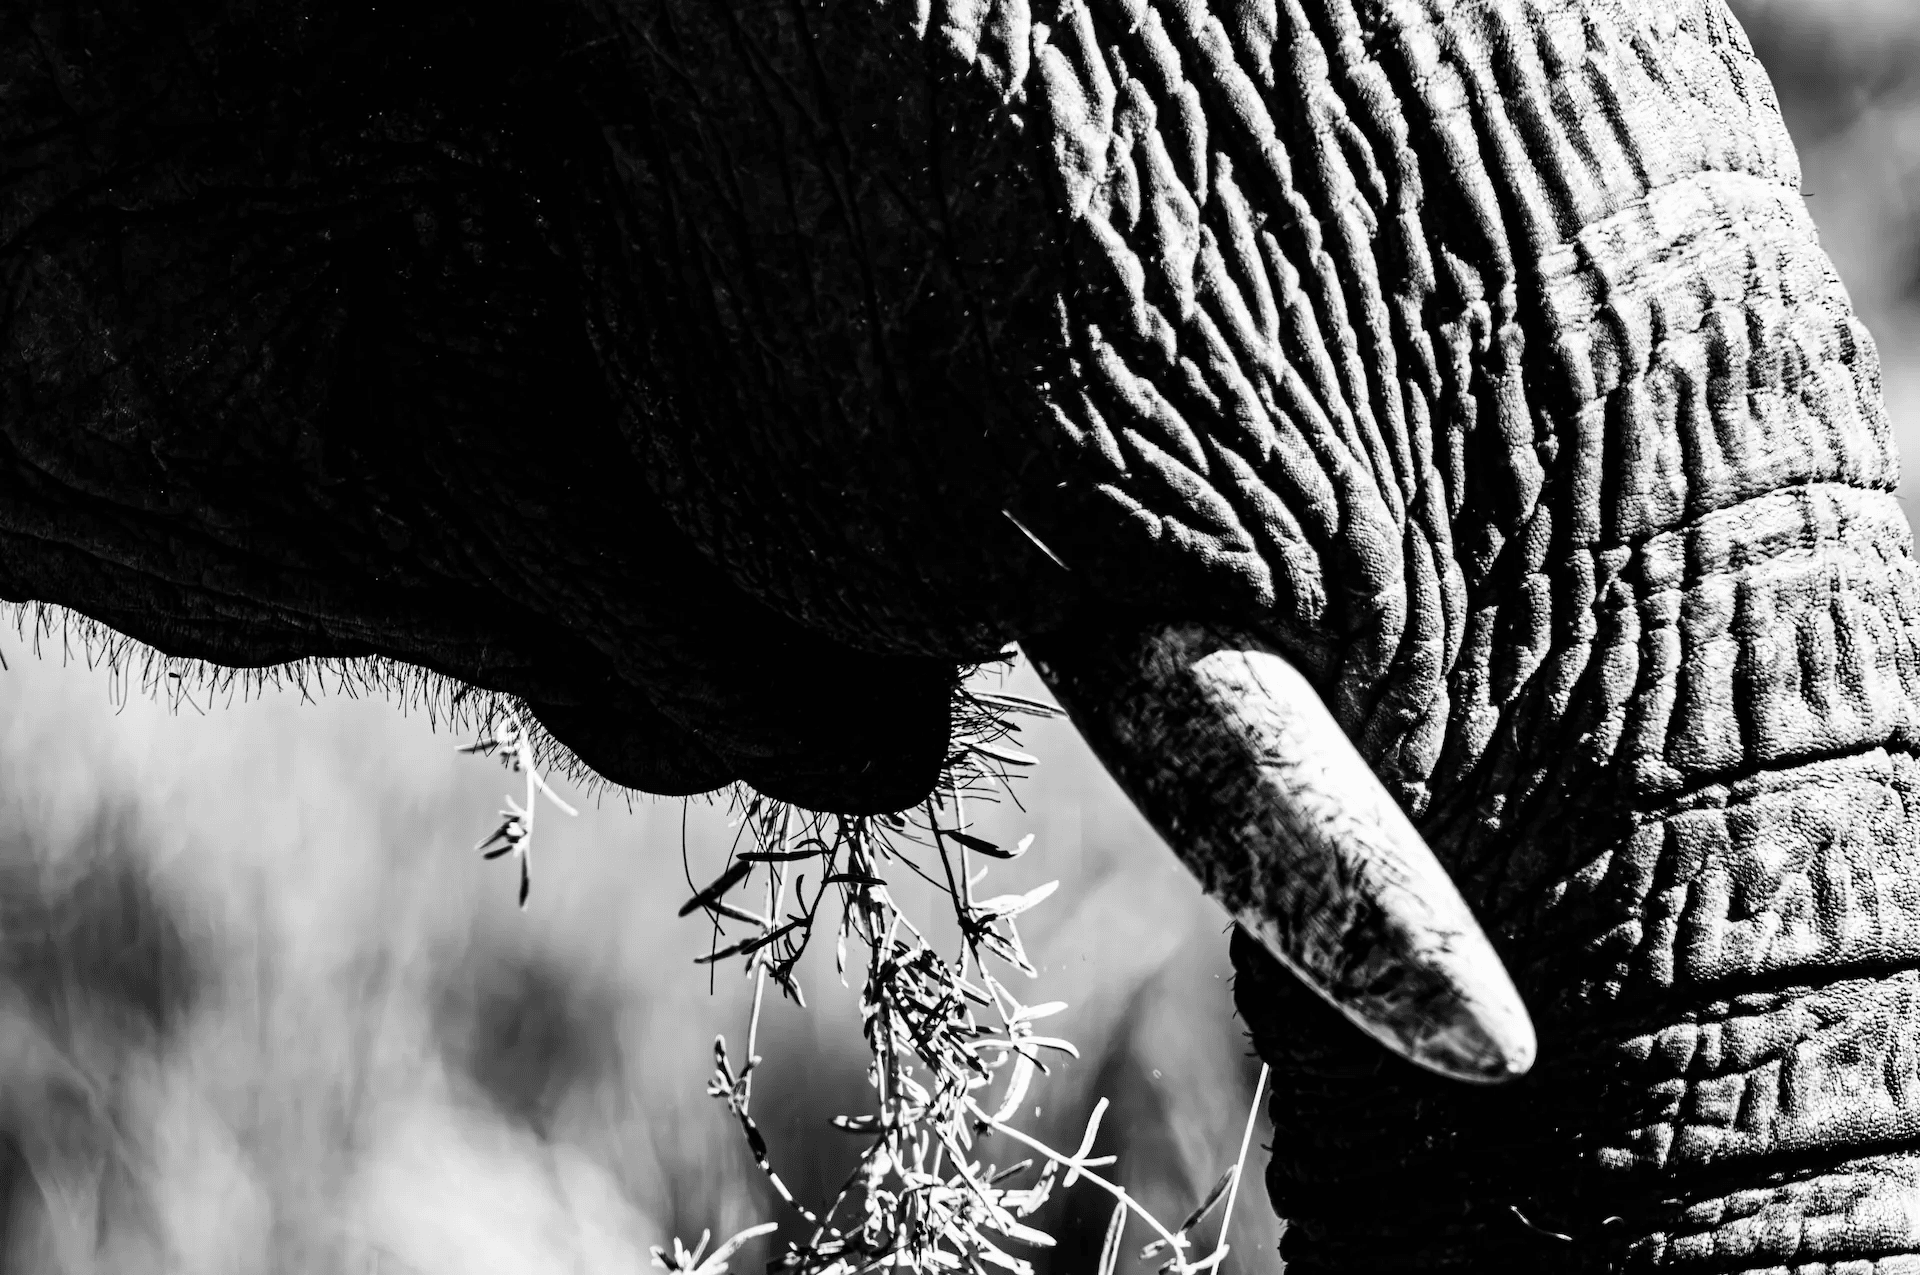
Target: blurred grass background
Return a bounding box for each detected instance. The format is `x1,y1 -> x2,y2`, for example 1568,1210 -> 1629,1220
0,3 -> 1911,1271
0,645 -> 1272,1275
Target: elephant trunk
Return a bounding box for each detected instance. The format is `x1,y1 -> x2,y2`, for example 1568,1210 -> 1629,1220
1219,35 -> 1920,1275
1042,512 -> 1920,1274
1038,0 -> 1920,1266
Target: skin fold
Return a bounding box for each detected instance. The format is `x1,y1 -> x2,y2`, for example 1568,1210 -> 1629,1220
4,0 -> 1916,1269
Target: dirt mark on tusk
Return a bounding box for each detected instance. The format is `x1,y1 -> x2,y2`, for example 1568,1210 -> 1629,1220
1027,622 -> 1536,1084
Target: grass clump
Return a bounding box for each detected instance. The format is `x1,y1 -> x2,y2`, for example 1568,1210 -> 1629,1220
467,679 -> 1267,1275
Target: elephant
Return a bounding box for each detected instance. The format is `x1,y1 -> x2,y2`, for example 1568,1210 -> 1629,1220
3,0 -> 1914,1269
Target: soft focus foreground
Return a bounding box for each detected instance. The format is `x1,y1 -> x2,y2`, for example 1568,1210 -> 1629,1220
0,642 -> 1275,1275
0,2 -> 1915,1273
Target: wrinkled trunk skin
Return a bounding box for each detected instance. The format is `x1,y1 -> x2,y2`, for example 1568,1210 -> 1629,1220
1208,7 -> 1920,1273
8,0 -> 1920,1268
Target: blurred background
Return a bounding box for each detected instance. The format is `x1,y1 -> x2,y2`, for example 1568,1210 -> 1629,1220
0,3 -> 1914,1272
0,638 -> 1258,1275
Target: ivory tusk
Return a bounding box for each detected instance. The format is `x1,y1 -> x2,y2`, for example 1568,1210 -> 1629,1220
1027,623 -> 1536,1085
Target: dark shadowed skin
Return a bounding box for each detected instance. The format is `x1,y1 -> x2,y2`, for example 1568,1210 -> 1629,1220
5,0 -> 1916,1269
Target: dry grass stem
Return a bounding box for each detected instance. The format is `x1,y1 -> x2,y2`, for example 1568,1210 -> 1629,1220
463,682 -> 1272,1275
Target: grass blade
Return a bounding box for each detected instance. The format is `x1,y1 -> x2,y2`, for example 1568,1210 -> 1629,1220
1097,1201 -> 1127,1275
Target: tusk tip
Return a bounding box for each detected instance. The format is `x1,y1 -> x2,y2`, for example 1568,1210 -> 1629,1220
1245,908 -> 1539,1087
1404,988 -> 1538,1086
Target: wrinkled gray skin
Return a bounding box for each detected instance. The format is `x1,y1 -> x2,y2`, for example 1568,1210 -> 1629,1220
4,0 -> 1914,1269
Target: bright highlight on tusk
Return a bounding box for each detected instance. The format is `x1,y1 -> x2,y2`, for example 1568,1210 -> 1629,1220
1028,623 -> 1536,1085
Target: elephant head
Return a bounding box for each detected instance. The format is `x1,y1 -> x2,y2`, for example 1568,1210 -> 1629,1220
4,0 -> 1914,1268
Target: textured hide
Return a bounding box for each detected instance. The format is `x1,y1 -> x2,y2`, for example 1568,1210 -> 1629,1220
6,0 -> 1920,1268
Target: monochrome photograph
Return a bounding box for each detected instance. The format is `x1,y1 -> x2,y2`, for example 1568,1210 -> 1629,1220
1,1 -> 1917,1270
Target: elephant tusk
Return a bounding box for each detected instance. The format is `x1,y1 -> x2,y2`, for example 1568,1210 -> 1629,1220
1026,623 -> 1536,1085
